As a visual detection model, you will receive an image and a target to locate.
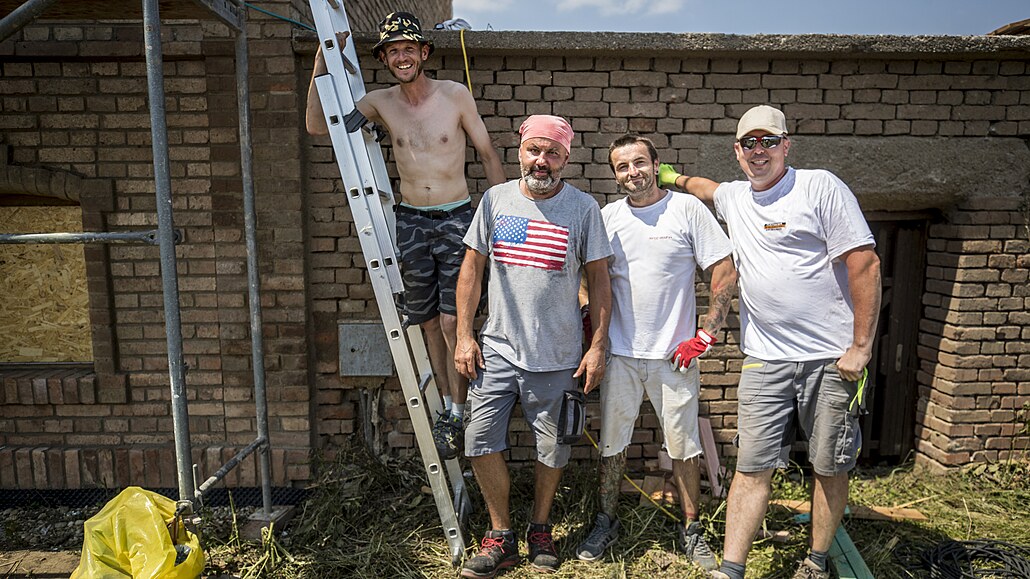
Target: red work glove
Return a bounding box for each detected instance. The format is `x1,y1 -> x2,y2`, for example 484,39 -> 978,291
581,305 -> 592,344
671,329 -> 717,372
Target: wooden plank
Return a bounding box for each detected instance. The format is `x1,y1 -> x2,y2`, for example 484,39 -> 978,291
829,526 -> 874,579
698,417 -> 725,498
755,528 -> 792,543
639,475 -> 665,507
658,450 -> 673,472
848,504 -> 927,522
773,499 -> 927,522
772,499 -> 812,513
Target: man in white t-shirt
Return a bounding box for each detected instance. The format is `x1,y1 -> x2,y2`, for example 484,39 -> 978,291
576,135 -> 736,571
659,105 -> 881,579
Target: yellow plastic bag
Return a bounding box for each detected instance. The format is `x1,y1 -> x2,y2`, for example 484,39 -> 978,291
72,486 -> 205,579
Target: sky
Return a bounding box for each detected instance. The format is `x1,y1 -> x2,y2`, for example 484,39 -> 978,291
450,0 -> 1027,36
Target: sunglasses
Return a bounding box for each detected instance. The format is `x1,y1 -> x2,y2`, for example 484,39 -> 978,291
739,135 -> 785,150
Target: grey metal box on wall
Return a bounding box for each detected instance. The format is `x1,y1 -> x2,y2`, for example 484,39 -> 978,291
338,322 -> 395,376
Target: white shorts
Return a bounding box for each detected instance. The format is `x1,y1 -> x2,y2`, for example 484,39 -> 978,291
599,354 -> 702,461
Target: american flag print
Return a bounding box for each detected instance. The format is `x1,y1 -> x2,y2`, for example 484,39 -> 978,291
492,215 -> 569,271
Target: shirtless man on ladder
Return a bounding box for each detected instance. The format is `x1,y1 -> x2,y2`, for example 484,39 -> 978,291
306,11 -> 505,459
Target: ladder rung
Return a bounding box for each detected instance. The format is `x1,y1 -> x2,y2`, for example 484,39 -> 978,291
418,372 -> 432,394
341,54 -> 357,75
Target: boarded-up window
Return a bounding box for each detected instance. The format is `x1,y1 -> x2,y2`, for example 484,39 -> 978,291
0,206 -> 93,362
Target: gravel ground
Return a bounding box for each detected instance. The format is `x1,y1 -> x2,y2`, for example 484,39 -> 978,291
0,506 -> 98,552
0,502 -> 254,554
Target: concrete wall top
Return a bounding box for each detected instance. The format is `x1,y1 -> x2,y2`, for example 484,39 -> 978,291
295,30 -> 1030,59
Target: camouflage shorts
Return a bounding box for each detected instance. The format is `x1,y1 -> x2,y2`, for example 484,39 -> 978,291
394,202 -> 473,325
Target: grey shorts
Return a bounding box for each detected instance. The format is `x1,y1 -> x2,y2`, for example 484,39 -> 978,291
394,202 -> 473,325
464,343 -> 576,469
734,356 -> 864,477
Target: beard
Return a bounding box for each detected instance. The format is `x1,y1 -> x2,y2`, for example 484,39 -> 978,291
616,172 -> 656,201
522,164 -> 563,195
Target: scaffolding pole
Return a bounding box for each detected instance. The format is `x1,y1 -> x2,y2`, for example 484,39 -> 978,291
0,230 -> 165,245
1,0 -> 276,517
0,0 -> 61,42
141,0 -> 195,508
234,7 -> 274,517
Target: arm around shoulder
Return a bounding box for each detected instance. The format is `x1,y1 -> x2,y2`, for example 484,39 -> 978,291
658,163 -> 720,204
675,174 -> 721,205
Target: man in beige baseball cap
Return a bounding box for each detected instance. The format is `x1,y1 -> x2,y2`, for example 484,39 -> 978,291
657,104 -> 882,579
735,104 -> 789,140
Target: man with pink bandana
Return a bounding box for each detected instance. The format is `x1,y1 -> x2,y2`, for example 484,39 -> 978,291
454,115 -> 613,577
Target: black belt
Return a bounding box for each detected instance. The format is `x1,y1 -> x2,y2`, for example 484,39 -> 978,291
394,201 -> 472,219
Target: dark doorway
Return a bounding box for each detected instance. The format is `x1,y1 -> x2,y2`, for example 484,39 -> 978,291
861,214 -> 931,462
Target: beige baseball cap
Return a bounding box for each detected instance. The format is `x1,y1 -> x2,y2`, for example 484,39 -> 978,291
736,105 -> 788,139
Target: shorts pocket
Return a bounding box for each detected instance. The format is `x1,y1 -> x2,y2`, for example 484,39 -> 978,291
739,357 -> 768,404
828,364 -> 865,467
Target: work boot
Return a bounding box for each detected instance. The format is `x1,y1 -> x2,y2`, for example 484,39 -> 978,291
432,412 -> 463,460
791,557 -> 830,579
679,521 -> 718,571
576,512 -> 620,561
461,530 -> 519,578
526,522 -> 560,573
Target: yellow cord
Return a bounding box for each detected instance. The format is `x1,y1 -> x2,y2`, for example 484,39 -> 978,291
460,28 -> 472,92
582,429 -> 682,523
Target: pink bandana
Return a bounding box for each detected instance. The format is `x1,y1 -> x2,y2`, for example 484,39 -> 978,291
519,115 -> 573,154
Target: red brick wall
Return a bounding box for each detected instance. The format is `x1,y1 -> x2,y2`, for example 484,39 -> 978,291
916,198 -> 1030,467
1,3 -> 313,489
1,24 -> 1027,491
307,38 -> 1030,474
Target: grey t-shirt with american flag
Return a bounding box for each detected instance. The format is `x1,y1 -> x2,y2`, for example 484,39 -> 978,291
464,179 -> 612,372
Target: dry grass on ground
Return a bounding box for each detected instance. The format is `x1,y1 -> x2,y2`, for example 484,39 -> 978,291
200,444 -> 1030,578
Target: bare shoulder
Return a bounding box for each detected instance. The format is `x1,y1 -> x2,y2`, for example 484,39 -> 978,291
363,85 -> 398,105
434,78 -> 475,104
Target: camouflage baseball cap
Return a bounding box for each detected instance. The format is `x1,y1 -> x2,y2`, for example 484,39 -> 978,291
372,11 -> 434,59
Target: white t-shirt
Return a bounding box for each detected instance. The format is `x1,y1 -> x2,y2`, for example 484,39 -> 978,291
602,191 -> 733,359
714,168 -> 875,362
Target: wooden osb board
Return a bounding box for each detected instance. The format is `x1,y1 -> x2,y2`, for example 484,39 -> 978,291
0,206 -> 93,362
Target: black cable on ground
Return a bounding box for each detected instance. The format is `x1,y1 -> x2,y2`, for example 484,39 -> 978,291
895,539 -> 1030,578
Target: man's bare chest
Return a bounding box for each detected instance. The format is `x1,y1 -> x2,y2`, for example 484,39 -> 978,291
380,105 -> 463,151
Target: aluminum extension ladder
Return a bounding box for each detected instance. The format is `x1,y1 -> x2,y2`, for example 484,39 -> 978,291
306,0 -> 472,565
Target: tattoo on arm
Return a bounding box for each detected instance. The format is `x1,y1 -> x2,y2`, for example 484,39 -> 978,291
701,279 -> 735,335
598,453 -> 626,518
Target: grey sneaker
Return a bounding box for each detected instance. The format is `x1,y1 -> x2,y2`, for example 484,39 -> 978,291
679,521 -> 718,571
708,572 -> 731,579
575,513 -> 621,561
792,558 -> 830,579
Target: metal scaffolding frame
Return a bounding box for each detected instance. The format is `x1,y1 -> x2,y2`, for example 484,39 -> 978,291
0,0 -> 273,517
